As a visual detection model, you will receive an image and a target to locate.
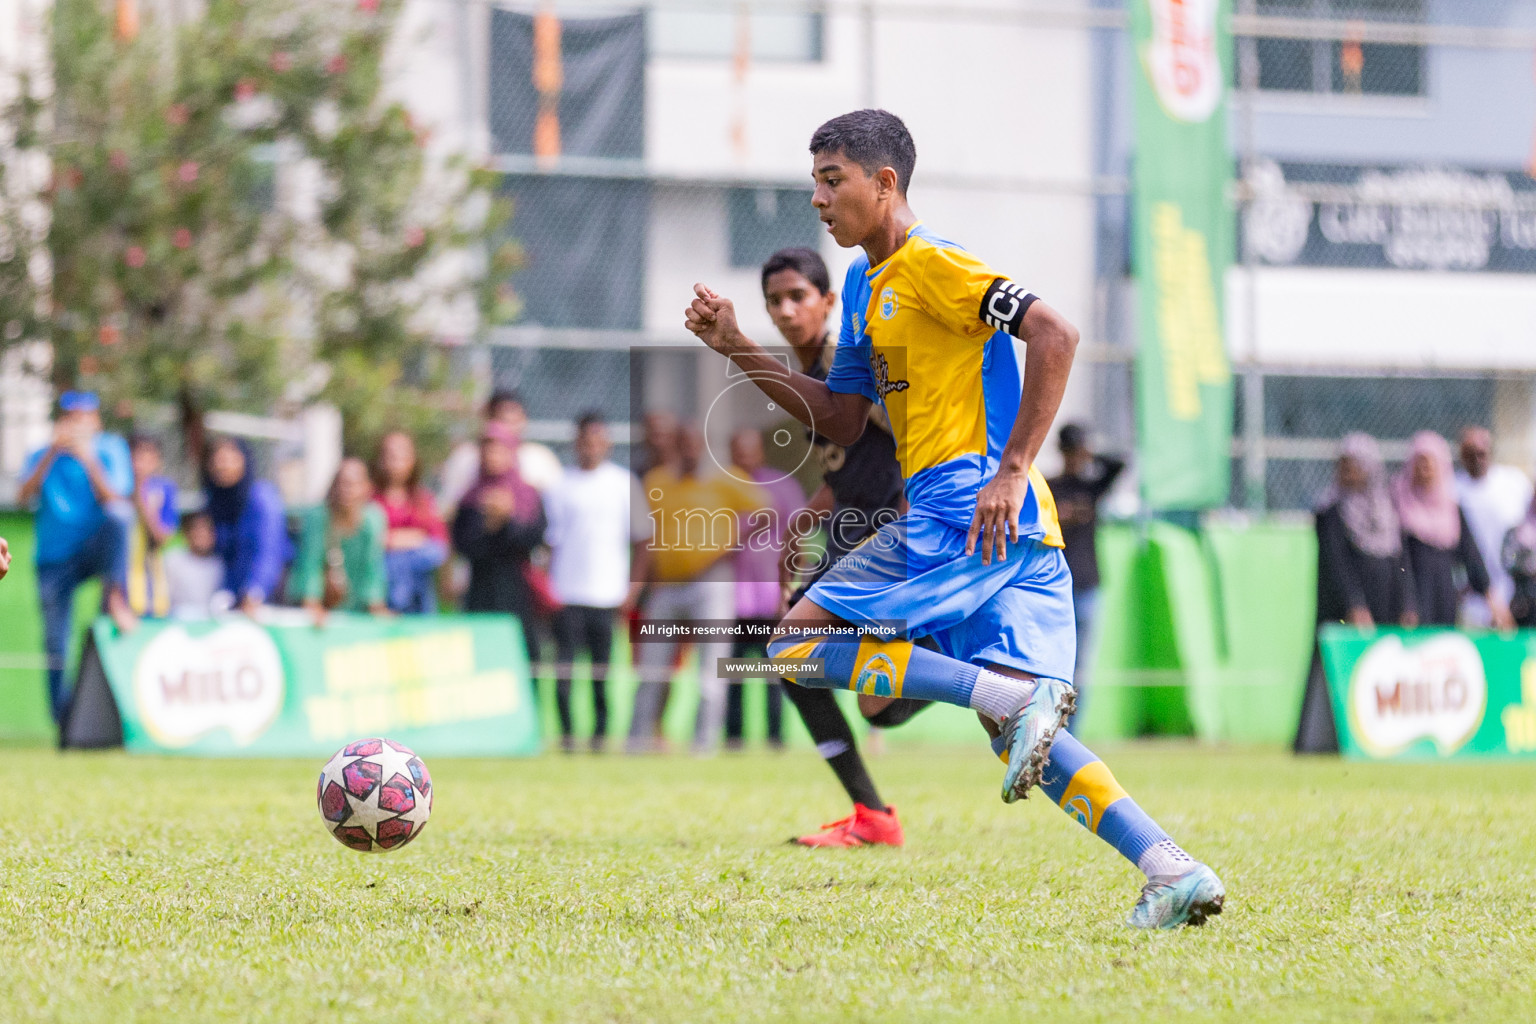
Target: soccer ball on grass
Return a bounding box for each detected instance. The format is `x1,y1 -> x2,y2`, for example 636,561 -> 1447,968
317,738 -> 433,852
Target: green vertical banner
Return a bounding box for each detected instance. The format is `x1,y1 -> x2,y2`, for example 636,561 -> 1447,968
1130,0 -> 1235,509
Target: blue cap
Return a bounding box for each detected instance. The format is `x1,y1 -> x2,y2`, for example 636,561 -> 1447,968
59,390 -> 99,413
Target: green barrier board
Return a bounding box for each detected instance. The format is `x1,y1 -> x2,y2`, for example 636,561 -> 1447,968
77,613 -> 541,757
1319,625 -> 1536,760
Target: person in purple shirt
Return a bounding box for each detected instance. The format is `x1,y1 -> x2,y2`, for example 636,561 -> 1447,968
202,436 -> 288,614
724,427 -> 808,749
18,391 -> 138,722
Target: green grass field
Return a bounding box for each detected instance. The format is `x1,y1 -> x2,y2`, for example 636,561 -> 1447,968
2,744 -> 1533,1023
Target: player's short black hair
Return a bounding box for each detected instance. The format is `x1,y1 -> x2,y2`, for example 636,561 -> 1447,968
485,389 -> 524,418
761,247 -> 831,296
809,109 -> 917,194
575,410 -> 606,434
1059,423 -> 1089,454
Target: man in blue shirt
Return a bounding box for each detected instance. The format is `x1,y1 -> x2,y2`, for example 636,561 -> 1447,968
18,391 -> 138,722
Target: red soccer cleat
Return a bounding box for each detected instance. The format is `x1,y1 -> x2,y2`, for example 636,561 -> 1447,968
790,803 -> 904,847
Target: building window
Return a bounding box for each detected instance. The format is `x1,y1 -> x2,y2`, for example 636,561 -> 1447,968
650,9 -> 824,62
1252,0 -> 1425,98
727,188 -> 821,268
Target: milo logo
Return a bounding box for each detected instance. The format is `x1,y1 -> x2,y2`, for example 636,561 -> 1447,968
1346,634 -> 1487,758
132,621 -> 286,748
1144,0 -> 1223,123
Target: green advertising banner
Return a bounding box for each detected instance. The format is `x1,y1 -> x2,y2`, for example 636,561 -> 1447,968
1319,626 -> 1536,760
1130,0 -> 1235,509
70,613 -> 541,757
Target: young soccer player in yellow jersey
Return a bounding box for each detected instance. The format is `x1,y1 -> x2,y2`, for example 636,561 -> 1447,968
684,110 -> 1225,929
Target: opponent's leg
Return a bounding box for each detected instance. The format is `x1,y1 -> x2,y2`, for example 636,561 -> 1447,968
988,727 -> 1225,929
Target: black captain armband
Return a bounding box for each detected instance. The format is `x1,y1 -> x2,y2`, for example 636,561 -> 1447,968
979,278 -> 1038,338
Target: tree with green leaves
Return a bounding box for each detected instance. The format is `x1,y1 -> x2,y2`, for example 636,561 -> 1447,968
0,0 -> 519,465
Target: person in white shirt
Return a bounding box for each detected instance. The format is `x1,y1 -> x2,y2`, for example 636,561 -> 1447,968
544,413 -> 650,752
163,510 -> 232,620
1455,426 -> 1533,627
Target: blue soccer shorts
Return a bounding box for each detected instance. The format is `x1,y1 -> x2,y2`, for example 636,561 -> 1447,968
804,513 -> 1077,684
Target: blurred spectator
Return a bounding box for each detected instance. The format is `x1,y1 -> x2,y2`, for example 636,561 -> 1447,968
629,423 -> 767,755
1455,426 -> 1533,627
203,436 -> 288,615
126,434 -> 179,617
439,391 -> 562,516
18,391 -> 137,722
289,457 -> 388,622
544,413 -> 649,752
372,430 -> 448,614
20,389 -> 139,721
1504,495 -> 1536,628
724,427 -> 804,750
1045,423 -> 1124,733
0,536 -> 10,580
631,410 -> 681,479
1392,431 -> 1512,628
163,510 -> 229,620
1314,434 -> 1416,629
452,423 -> 549,656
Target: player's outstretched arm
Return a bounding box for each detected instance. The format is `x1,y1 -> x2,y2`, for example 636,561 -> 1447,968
684,283 -> 872,445
967,299 -> 1079,565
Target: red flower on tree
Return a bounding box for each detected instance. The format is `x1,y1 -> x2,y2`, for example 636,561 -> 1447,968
125,245 -> 147,268
98,324 -> 121,346
108,150 -> 130,172
173,228 -> 194,250
178,161 -> 199,184
270,51 -> 293,73
404,226 -> 425,247
358,0 -> 379,12
166,103 -> 189,126
234,79 -> 258,102
326,54 -> 348,75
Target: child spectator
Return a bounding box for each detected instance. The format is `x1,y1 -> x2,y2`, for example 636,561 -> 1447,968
126,434 -> 179,617
288,457 -> 388,623
163,510 -> 229,620
372,430 -> 448,614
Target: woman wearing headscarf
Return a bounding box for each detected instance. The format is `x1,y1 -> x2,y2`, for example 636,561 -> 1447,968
1502,494 -> 1536,628
1314,433 -> 1417,630
1392,431 -> 1511,628
451,422 -> 547,646
203,436 -> 288,614
1297,434 -> 1420,753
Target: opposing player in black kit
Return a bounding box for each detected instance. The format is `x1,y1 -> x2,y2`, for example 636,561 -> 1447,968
759,247 -> 930,847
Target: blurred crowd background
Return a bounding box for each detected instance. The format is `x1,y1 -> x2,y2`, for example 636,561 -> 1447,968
5,0 -> 1536,749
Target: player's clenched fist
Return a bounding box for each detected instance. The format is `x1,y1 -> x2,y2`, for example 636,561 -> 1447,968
684,283 -> 744,354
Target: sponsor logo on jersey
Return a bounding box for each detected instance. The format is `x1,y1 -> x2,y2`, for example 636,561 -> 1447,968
870,350 -> 909,400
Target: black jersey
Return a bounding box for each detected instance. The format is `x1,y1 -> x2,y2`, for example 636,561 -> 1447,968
804,339 -> 905,565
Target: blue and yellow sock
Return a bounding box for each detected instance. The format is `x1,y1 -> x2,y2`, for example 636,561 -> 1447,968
767,635 -> 1034,718
990,730 -> 1195,878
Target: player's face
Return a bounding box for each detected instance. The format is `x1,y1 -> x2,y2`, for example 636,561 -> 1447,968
763,269 -> 835,349
812,150 -> 882,248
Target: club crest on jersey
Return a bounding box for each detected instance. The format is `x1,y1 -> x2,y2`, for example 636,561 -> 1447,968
870,350 -> 909,399
879,286 -> 899,320
854,652 -> 899,698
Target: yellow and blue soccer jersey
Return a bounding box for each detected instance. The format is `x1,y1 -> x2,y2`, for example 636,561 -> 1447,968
825,223 -> 1063,546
